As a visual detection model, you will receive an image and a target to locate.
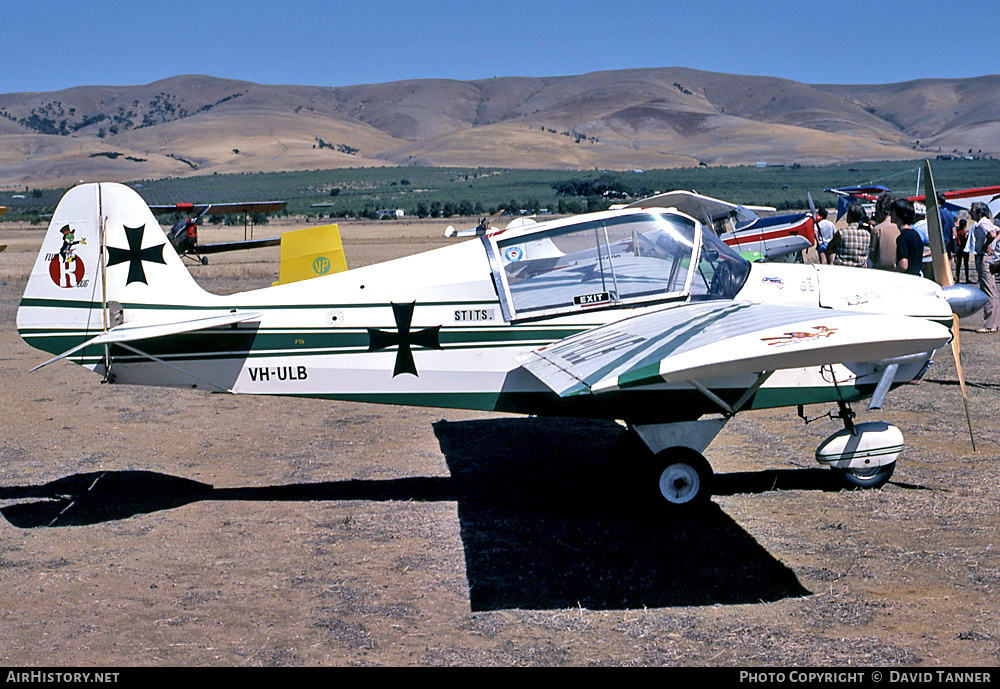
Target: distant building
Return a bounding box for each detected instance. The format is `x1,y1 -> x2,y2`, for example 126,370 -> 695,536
377,208 -> 405,219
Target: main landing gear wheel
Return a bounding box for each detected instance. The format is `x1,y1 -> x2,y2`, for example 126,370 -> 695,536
835,461 -> 896,490
651,448 -> 713,510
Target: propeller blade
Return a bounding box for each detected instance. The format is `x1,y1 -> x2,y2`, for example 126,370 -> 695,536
926,160 -> 976,451
807,192 -> 819,258
923,160 -> 955,288
951,314 -> 976,453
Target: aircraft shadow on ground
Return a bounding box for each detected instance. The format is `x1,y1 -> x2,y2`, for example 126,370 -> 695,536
0,416 -> 880,609
432,417 -> 814,610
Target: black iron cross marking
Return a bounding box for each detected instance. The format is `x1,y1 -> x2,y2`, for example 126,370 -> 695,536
367,302 -> 442,377
107,224 -> 166,285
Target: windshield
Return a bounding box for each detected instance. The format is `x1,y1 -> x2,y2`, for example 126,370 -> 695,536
491,211 -> 750,320
690,224 -> 752,301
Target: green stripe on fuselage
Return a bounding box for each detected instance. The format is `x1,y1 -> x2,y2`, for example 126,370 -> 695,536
19,323 -> 587,361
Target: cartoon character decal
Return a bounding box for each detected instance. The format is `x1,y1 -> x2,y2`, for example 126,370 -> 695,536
48,225 -> 87,288
761,325 -> 838,346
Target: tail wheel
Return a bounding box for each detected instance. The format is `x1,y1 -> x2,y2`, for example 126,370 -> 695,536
652,447 -> 713,509
835,461 -> 896,490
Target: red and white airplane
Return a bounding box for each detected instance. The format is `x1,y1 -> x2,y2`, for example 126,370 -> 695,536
827,183 -> 1000,220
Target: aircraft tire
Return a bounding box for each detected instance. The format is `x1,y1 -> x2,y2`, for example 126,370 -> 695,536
835,461 -> 895,490
650,447 -> 713,510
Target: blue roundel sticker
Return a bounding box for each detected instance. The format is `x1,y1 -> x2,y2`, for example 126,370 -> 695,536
503,246 -> 523,262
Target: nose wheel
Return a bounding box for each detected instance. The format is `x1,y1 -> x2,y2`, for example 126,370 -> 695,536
836,462 -> 896,490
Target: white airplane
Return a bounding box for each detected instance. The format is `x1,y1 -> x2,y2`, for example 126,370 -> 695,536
17,180 -> 979,509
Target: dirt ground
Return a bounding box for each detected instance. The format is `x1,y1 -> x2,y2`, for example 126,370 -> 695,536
1,217 -> 998,668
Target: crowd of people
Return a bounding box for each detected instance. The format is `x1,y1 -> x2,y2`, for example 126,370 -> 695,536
813,193 -> 1000,333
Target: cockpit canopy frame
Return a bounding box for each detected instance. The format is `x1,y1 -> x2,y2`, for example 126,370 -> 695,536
483,208 -> 751,323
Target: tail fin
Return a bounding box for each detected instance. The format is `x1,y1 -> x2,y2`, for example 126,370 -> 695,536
17,182 -> 210,359
272,223 -> 347,286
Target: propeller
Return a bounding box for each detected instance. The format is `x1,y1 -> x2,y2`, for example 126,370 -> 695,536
923,160 -> 976,452
807,191 -> 819,259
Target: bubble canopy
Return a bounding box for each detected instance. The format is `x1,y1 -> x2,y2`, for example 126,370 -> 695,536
485,209 -> 751,322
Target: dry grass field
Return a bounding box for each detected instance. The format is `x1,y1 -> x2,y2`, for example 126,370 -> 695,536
1,218 -> 998,667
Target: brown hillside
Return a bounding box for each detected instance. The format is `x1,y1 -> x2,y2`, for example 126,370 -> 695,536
0,69 -> 996,187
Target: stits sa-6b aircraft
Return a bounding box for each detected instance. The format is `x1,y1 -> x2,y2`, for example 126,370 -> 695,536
16,171 -> 984,510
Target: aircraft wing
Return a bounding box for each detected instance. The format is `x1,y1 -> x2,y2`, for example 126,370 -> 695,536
517,301 -> 951,397
826,185 -> 890,200
149,201 -> 287,215
195,237 -> 282,254
625,190 -> 774,219
908,184 -> 1000,216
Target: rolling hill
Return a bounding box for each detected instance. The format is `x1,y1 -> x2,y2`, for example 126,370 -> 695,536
0,68 -> 997,187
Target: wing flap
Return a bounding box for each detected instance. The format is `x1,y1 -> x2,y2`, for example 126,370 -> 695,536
518,301 -> 951,397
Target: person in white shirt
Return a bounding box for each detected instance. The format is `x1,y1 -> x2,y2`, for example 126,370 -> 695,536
815,207 -> 836,264
967,203 -> 1000,332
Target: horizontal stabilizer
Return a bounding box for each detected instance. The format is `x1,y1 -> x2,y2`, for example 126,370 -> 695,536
444,226 -> 482,238
518,301 -> 951,397
30,311 -> 262,372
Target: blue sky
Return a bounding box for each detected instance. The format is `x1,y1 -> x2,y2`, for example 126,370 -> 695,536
5,0 -> 996,94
